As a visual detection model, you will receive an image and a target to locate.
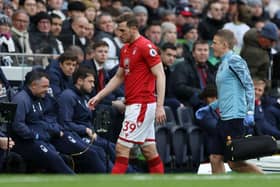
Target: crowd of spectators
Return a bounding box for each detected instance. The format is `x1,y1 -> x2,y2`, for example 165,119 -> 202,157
0,0 -> 279,174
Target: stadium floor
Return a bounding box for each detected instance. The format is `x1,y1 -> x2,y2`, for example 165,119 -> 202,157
0,174 -> 280,187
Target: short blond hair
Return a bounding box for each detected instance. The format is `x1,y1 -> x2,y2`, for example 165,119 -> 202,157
215,29 -> 237,50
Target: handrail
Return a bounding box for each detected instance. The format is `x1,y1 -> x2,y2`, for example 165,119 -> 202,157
0,53 -> 119,81
0,53 -> 119,60
0,52 -> 59,58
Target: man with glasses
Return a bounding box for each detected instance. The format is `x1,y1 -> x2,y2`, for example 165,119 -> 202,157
198,1 -> 226,41
11,10 -> 32,57
29,11 -> 60,56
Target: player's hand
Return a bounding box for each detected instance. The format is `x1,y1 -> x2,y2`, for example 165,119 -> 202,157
0,137 -> 15,150
86,128 -> 93,138
87,96 -> 100,110
155,105 -> 166,125
243,112 -> 255,127
92,133 -> 98,141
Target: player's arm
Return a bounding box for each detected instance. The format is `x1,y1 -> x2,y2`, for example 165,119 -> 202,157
88,67 -> 125,109
151,63 -> 166,124
229,56 -> 255,113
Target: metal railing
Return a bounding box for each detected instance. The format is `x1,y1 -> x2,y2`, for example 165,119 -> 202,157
0,53 -> 118,81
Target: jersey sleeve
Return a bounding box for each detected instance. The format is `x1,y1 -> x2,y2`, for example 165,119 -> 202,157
141,42 -> 161,68
119,47 -> 125,68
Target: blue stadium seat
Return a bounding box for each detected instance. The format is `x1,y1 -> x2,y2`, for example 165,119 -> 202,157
164,106 -> 177,126
177,106 -> 194,127
155,125 -> 172,166
187,126 -> 205,172
170,126 -> 189,168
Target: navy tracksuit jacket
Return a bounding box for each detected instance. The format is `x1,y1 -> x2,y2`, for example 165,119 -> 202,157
11,87 -> 107,173
57,87 -> 116,162
11,87 -> 74,173
42,93 -> 110,173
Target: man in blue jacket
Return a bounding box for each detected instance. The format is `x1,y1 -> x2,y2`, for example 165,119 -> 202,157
47,51 -> 77,97
12,70 -> 107,173
57,67 -> 137,173
57,67 -> 118,172
196,29 -> 262,174
12,70 -> 74,173
253,78 -> 280,139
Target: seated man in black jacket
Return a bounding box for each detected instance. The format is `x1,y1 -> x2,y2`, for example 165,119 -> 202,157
172,39 -> 217,110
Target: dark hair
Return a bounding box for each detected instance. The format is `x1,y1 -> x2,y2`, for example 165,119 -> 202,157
50,13 -> 61,21
67,1 -> 86,12
145,20 -> 161,30
24,69 -> 49,86
192,40 -> 209,52
58,51 -> 78,64
115,13 -> 138,28
33,11 -> 51,26
72,67 -> 95,84
92,41 -> 109,50
161,42 -> 176,51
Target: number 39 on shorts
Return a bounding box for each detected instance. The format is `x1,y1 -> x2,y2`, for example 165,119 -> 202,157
122,121 -> 141,134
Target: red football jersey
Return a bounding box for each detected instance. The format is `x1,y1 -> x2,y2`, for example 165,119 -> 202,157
119,36 -> 161,104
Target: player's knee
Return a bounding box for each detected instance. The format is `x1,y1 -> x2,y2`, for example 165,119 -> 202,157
115,143 -> 130,158
141,144 -> 158,160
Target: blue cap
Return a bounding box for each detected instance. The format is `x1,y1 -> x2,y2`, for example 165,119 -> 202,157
260,22 -> 279,41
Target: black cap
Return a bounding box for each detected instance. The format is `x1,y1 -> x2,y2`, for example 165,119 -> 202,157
68,1 -> 86,12
230,0 -> 248,4
33,11 -> 51,25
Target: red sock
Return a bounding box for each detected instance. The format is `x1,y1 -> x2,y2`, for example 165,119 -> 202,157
111,156 -> 129,174
148,156 -> 164,174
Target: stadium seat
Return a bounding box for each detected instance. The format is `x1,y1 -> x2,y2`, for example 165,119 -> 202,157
177,106 -> 194,127
164,106 -> 177,126
187,126 -> 205,172
155,125 -> 172,166
170,126 -> 189,168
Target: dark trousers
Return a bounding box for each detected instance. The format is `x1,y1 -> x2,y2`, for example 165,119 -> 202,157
13,140 -> 74,174
52,132 -> 107,173
83,136 -> 136,173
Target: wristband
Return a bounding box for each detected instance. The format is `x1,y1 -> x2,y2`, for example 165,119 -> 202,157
247,111 -> 254,115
